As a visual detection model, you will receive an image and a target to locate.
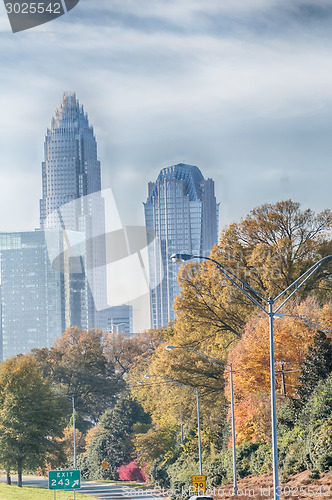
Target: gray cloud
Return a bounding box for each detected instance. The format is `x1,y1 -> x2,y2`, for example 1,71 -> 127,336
0,0 -> 331,330
0,0 -> 331,235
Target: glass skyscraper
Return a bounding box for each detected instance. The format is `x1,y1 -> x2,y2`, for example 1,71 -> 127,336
40,92 -> 107,330
0,231 -> 64,359
40,92 -> 102,227
144,163 -> 219,329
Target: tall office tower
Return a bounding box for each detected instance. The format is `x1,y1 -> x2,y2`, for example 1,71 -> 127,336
0,231 -> 64,360
40,92 -> 107,330
144,163 -> 219,329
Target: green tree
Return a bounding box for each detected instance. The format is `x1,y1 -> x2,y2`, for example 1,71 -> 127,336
279,374 -> 332,476
84,395 -> 151,480
299,373 -> 332,427
0,355 -> 68,487
33,327 -> 124,423
134,425 -> 178,466
296,329 -> 332,402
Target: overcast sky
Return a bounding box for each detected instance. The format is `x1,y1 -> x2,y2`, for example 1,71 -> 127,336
0,0 -> 331,329
0,0 -> 331,231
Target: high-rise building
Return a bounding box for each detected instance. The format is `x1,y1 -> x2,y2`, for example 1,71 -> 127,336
40,92 -> 107,330
144,163 -> 219,329
0,231 -> 64,360
40,92 -> 102,228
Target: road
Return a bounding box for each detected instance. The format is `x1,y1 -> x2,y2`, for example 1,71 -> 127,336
0,475 -> 167,500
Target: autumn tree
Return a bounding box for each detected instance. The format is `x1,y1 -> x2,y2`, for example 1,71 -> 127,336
104,329 -> 165,377
61,423 -> 86,460
32,327 -> 124,423
226,299 -> 332,443
174,200 -> 331,347
0,355 -> 68,487
134,425 -> 178,466
130,341 -> 228,457
128,201 -> 331,462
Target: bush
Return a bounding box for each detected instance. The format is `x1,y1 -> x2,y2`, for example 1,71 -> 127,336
299,374 -> 332,428
281,438 -> 308,479
307,420 -> 332,472
150,458 -> 170,488
279,376 -> 332,479
76,454 -> 91,480
118,460 -> 148,482
166,454 -> 199,500
250,443 -> 272,475
227,441 -> 260,479
148,375 -> 332,491
277,398 -> 300,433
205,456 -> 227,488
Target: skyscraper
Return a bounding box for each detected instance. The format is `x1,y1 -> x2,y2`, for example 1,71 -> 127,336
40,92 -> 107,330
144,163 -> 219,329
0,231 -> 64,359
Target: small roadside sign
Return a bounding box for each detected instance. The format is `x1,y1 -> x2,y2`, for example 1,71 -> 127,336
101,460 -> 109,469
48,469 -> 81,490
192,475 -> 206,493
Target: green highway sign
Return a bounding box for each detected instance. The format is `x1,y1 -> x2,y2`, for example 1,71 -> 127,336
48,470 -> 81,490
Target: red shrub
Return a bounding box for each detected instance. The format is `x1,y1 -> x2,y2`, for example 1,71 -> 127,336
117,460 -> 148,482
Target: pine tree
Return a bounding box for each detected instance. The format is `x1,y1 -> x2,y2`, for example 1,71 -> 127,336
85,395 -> 151,480
296,331 -> 332,402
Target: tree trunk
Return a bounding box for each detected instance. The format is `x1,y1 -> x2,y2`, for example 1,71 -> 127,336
17,458 -> 22,487
6,470 -> 11,485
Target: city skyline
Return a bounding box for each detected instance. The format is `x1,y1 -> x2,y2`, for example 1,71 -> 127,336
0,1 -> 331,241
0,93 -> 136,361
0,2 -> 330,487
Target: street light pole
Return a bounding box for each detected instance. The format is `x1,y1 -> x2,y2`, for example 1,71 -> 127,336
170,253 -> 332,500
72,396 -> 76,470
196,387 -> 202,475
69,396 -> 77,500
54,392 -> 77,500
53,391 -> 77,470
268,298 -> 278,497
144,374 -> 203,475
165,345 -> 237,493
180,404 -> 184,446
229,363 -> 237,494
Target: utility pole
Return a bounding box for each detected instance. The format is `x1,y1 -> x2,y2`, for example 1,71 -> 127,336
275,362 -> 301,397
280,362 -> 287,397
180,404 -> 184,446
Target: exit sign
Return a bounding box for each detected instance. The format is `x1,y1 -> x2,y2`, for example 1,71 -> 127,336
48,470 -> 81,490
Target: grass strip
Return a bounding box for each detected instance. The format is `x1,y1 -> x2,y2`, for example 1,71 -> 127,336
0,484 -> 97,500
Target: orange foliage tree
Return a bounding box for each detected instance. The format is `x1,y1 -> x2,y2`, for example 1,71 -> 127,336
226,299 -> 332,444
